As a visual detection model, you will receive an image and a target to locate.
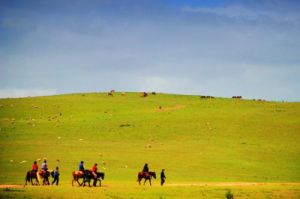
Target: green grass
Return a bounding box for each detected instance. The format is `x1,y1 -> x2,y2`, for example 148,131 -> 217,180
0,92 -> 299,198
1,183 -> 300,199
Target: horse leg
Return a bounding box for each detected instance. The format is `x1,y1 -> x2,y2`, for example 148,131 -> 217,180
144,178 -> 147,185
24,175 -> 28,187
98,179 -> 101,187
78,179 -> 82,186
31,178 -> 33,185
149,178 -> 151,186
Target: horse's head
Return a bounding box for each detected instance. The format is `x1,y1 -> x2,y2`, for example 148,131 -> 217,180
150,172 -> 156,179
99,172 -> 105,180
49,170 -> 54,178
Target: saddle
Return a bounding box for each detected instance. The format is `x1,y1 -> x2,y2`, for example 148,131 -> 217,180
74,171 -> 84,176
39,170 -> 45,175
38,170 -> 49,177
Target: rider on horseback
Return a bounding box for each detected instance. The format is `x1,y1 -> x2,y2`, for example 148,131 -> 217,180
41,159 -> 48,173
142,163 -> 149,174
78,161 -> 85,175
91,163 -> 98,179
40,159 -> 49,184
32,161 -> 38,173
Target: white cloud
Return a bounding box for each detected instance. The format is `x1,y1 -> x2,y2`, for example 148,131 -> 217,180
182,5 -> 300,25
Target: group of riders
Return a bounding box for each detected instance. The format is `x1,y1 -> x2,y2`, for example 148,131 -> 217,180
30,159 -> 59,185
78,160 -> 98,178
27,160 -> 166,186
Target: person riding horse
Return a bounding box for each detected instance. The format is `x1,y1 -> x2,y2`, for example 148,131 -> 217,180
41,160 -> 48,172
32,161 -> 38,173
39,159 -> 50,185
142,163 -> 149,173
78,161 -> 85,175
91,163 -> 98,179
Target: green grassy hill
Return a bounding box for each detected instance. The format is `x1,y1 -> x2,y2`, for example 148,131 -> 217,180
0,92 -> 299,198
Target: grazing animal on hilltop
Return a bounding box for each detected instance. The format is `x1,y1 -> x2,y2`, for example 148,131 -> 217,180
200,96 -> 215,99
137,171 -> 156,186
140,92 -> 148,97
232,96 -> 242,99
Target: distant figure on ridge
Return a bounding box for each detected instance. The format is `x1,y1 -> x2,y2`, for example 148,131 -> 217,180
160,169 -> 166,186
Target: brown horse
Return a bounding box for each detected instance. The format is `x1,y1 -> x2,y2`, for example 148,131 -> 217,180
72,170 -> 85,186
24,170 -> 39,186
137,171 -> 156,186
38,170 -> 53,185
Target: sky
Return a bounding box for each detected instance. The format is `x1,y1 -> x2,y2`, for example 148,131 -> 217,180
0,0 -> 300,101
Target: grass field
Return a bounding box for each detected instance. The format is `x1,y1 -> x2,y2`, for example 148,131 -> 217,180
0,92 -> 299,198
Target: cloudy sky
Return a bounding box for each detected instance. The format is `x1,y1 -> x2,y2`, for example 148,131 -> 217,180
0,0 -> 299,101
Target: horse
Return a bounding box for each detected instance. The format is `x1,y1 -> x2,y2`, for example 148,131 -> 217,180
24,170 -> 39,186
72,170 -> 85,186
137,171 -> 156,186
82,170 -> 105,187
37,170 -> 53,185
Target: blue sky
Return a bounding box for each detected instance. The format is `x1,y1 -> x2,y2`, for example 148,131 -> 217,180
0,0 -> 300,101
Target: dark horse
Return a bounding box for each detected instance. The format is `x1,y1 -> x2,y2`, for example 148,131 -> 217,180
82,170 -> 105,187
24,170 -> 39,186
137,171 -> 156,186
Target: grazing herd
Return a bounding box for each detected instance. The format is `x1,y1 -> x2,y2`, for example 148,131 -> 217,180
106,91 -> 267,102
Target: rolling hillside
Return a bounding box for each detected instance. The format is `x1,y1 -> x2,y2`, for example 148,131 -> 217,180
0,92 -> 299,198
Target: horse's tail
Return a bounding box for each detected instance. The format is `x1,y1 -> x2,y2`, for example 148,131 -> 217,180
27,171 -> 31,181
137,172 -> 142,181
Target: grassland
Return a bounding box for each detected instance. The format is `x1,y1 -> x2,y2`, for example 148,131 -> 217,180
0,92 -> 299,198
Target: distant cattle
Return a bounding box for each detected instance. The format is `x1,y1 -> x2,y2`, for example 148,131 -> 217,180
121,92 -> 126,96
253,99 -> 266,102
151,92 -> 156,95
108,90 -> 115,96
200,96 -> 215,99
232,96 -> 242,99
140,92 -> 148,97
108,92 -> 113,96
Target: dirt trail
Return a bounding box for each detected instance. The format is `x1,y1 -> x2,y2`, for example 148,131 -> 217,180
1,182 -> 299,189
166,182 -> 300,187
0,185 -> 23,188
